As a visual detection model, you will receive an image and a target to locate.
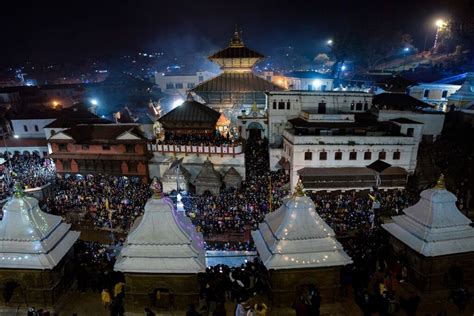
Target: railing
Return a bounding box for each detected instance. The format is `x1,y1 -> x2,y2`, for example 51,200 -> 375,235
148,143 -> 243,156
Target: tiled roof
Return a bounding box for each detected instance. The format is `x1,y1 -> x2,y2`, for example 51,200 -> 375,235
60,124 -> 147,143
45,117 -> 112,128
373,93 -> 432,110
192,72 -> 284,92
209,46 -> 264,59
159,99 -> 220,126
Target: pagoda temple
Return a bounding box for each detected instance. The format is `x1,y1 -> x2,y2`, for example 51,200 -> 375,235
114,180 -> 205,308
0,187 -> 79,305
191,29 -> 284,116
383,175 -> 474,292
252,180 -> 352,306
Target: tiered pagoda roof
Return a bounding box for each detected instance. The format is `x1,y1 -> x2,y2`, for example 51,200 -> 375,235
383,176 -> 474,257
0,191 -> 79,269
252,181 -> 352,270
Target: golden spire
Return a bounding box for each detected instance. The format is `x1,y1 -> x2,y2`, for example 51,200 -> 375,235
293,178 -> 305,197
434,173 -> 446,190
251,101 -> 258,113
150,177 -> 162,199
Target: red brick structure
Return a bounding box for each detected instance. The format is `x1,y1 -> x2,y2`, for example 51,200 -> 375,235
49,124 -> 150,182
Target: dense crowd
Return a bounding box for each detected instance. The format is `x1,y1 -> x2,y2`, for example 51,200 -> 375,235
204,241 -> 256,252
44,174 -> 150,231
183,138 -> 289,237
310,189 -> 419,236
0,152 -> 55,200
198,258 -> 270,316
158,131 -> 240,147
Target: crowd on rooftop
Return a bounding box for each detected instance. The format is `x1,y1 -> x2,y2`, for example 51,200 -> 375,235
158,131 -> 240,147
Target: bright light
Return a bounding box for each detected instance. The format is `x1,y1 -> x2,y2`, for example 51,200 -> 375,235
90,99 -> 98,106
404,47 -> 410,52
172,98 -> 184,108
341,65 -> 347,71
13,135 -> 19,139
312,79 -> 322,89
52,100 -> 59,107
435,19 -> 445,28
327,39 -> 333,45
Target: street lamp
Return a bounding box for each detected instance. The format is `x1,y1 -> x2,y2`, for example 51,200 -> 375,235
327,39 -> 333,46
90,98 -> 99,106
433,19 -> 447,49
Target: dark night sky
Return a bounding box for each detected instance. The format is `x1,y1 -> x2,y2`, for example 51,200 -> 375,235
0,0 -> 466,64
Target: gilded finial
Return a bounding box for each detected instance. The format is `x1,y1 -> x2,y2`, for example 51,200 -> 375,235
293,178 -> 305,197
229,26 -> 244,47
251,101 -> 258,114
13,182 -> 25,198
434,174 -> 446,190
150,177 -> 162,199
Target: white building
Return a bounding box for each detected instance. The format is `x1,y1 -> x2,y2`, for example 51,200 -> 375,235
266,91 -> 374,146
155,71 -> 215,97
408,83 -> 460,111
275,71 -> 334,91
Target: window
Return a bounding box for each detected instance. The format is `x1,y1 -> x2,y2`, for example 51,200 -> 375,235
393,151 -> 401,160
175,83 -> 183,89
307,84 -> 313,91
272,101 -> 277,109
286,101 -> 291,110
58,144 -> 68,152
165,83 -> 174,89
198,75 -> 204,82
34,125 -> 39,132
278,101 -> 285,110
187,83 -> 194,89
350,101 -> 355,111
335,152 -> 342,160
319,151 -> 327,160
102,145 -> 111,150
441,90 -> 448,98
356,102 -> 363,111
128,161 -> 138,173
364,102 -> 369,111
318,101 -> 326,114
51,130 -> 56,135
379,151 -> 386,160
364,151 -> 372,160
349,151 -> 357,160
23,125 -> 28,132
304,152 -> 312,161
62,160 -> 71,170
125,144 -> 135,153
81,145 -> 89,150
407,128 -> 414,137
423,89 -> 430,98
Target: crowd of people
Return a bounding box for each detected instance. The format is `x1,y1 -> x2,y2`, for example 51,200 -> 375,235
183,138 -> 289,238
198,258 -> 270,316
0,152 -> 55,200
204,241 -> 256,252
158,131 -> 240,147
43,174 -> 150,231
310,189 -> 419,236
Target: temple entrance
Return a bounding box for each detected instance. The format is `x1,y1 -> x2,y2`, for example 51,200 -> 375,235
150,288 -> 173,309
247,122 -> 264,140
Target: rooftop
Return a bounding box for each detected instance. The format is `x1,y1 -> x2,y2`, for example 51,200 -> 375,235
192,72 -> 284,93
159,95 -> 220,128
56,124 -> 147,143
372,92 -> 433,111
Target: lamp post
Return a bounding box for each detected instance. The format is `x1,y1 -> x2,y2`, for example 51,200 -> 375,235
433,19 -> 446,49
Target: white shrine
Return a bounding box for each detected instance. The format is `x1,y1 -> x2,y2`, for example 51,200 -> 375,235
252,180 -> 352,305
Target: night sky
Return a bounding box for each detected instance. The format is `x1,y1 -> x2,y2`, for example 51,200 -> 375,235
1,0 -> 468,64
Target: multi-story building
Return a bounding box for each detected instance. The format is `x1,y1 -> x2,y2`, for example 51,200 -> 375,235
266,91 -> 374,146
274,71 -> 334,91
408,83 -> 460,111
48,124 -> 150,181
155,71 -> 215,97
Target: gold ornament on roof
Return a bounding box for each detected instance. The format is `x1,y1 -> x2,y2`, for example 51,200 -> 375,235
293,178 -> 305,197
150,177 -> 162,199
434,174 -> 446,190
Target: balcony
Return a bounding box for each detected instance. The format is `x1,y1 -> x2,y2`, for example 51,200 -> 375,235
148,143 -> 243,156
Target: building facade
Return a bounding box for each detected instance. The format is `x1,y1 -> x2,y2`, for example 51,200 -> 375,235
155,71 -> 215,97
48,124 -> 150,181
